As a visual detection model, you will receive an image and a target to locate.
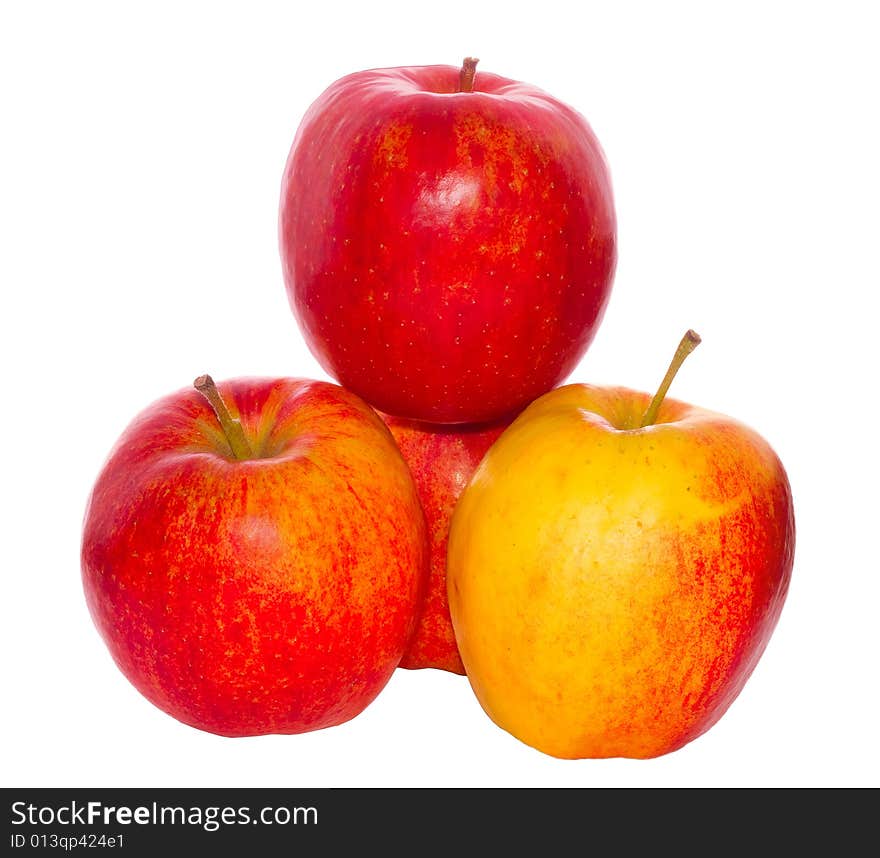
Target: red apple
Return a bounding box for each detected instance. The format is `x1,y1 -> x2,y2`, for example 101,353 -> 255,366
81,375 -> 428,737
279,57 -> 617,424
382,414 -> 511,674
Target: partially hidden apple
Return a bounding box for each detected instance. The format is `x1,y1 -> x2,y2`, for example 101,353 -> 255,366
279,57 -> 617,424
382,414 -> 510,674
81,375 -> 428,737
447,331 -> 795,759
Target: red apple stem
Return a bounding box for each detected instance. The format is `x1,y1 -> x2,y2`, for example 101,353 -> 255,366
458,57 -> 479,92
193,374 -> 253,460
639,330 -> 702,428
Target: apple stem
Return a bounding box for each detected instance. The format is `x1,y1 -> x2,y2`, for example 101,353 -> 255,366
193,374 -> 253,460
639,330 -> 702,428
458,57 -> 479,92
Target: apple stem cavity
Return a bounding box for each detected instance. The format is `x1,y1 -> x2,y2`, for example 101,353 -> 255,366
193,374 -> 253,460
639,329 -> 702,428
458,57 -> 479,92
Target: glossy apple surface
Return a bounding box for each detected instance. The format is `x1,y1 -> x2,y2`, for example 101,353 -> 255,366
279,59 -> 617,424
382,414 -> 509,674
81,377 -> 428,737
447,382 -> 795,759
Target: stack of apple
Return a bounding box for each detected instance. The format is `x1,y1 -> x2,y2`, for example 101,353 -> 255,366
81,59 -> 795,759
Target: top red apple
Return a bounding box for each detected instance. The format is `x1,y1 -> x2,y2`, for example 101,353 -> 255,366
279,58 -> 617,424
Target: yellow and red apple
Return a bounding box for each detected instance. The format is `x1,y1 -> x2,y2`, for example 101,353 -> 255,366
447,332 -> 795,759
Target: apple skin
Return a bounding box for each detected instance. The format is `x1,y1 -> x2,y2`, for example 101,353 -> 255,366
81,377 -> 429,738
279,62 -> 617,424
382,414 -> 510,674
447,383 -> 795,759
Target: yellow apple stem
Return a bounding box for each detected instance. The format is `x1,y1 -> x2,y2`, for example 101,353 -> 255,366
639,329 -> 702,428
193,374 -> 253,460
458,57 -> 479,92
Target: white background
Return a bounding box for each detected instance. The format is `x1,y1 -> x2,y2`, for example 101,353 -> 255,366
2,1 -> 878,789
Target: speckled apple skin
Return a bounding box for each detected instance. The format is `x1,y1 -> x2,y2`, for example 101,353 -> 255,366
383,415 -> 509,674
279,64 -> 616,424
447,384 -> 795,759
81,378 -> 428,737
